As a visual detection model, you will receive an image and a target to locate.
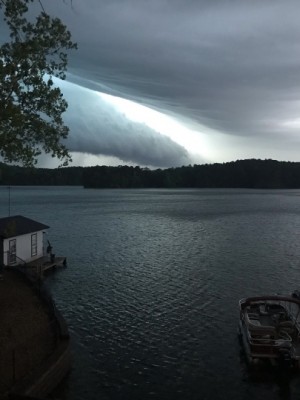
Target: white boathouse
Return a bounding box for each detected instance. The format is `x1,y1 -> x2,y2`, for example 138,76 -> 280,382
0,215 -> 49,266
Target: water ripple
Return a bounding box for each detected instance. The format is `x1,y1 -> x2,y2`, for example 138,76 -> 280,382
2,187 -> 300,399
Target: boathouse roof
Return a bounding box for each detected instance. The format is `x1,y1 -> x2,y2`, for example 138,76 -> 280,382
0,215 -> 49,238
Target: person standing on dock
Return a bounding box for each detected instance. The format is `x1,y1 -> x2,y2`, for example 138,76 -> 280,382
47,241 -> 54,262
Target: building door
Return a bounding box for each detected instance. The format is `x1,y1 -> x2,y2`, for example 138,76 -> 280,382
9,239 -> 16,264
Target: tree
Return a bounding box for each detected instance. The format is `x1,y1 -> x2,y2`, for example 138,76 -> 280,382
0,0 -> 76,166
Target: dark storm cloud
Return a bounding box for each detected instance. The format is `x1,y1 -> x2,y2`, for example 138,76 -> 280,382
61,81 -> 190,167
54,2 -> 300,123
34,1 -> 300,162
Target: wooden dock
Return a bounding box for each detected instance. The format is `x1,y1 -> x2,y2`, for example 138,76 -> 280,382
26,256 -> 67,278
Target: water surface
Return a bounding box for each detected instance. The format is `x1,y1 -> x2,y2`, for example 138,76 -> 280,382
1,187 -> 300,399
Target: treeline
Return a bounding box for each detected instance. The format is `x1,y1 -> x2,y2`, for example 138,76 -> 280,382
83,159 -> 300,188
1,159 -> 300,188
0,163 -> 83,185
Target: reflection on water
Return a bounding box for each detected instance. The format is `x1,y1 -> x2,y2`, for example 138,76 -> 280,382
239,346 -> 296,400
2,187 -> 300,399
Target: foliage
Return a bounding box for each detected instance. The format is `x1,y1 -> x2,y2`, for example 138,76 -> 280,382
1,159 -> 300,188
0,0 -> 76,166
0,161 -> 83,185
82,160 -> 300,189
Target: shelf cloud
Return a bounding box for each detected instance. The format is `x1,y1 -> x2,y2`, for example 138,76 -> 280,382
62,81 -> 191,167
12,0 -> 300,165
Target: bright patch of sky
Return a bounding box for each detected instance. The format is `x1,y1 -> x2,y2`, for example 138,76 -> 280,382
98,93 -> 217,163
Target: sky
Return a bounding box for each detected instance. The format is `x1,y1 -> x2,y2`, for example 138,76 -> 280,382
8,0 -> 300,168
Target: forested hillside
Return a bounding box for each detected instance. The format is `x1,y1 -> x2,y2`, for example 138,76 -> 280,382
82,160 -> 300,189
1,159 -> 300,188
0,163 -> 83,185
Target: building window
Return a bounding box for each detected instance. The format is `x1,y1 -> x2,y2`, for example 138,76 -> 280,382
31,233 -> 37,257
9,239 -> 16,264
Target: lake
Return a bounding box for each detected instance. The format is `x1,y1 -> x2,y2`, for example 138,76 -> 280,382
1,186 -> 300,400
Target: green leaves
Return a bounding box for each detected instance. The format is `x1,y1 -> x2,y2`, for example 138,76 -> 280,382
0,0 -> 77,166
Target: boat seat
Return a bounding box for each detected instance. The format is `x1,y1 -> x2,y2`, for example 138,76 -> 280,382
249,319 -> 261,326
259,304 -> 269,315
279,321 -> 294,329
245,311 -> 276,335
247,313 -> 259,320
278,321 -> 296,335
